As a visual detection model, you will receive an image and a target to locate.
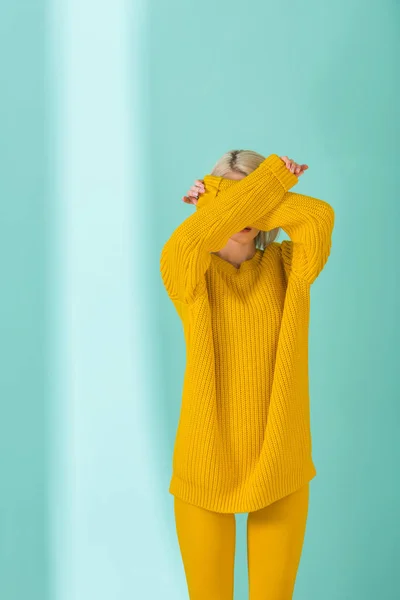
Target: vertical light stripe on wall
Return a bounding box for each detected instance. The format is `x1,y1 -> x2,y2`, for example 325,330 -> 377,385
49,1 -> 183,599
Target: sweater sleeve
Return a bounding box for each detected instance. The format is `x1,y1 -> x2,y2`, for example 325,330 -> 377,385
160,153 -> 299,304
251,191 -> 335,285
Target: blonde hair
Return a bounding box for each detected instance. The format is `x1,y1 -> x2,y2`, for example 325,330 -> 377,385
210,149 -> 281,250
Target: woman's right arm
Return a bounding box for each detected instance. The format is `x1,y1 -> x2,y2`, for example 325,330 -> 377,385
160,154 -> 299,305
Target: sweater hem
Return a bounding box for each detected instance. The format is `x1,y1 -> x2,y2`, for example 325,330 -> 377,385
169,461 -> 317,514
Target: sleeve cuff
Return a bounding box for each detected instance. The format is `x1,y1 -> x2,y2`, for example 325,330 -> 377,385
261,154 -> 299,191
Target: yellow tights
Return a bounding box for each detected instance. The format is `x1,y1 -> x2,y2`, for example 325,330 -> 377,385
173,483 -> 309,600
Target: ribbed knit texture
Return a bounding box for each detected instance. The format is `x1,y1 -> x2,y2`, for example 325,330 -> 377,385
160,154 -> 335,513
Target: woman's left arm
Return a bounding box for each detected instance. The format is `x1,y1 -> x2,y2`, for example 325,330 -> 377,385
251,191 -> 335,285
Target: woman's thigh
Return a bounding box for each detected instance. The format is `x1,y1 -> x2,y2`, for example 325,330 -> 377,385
173,496 -> 236,600
246,483 -> 310,600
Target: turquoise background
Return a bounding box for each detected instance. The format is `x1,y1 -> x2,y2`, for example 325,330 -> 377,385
0,0 -> 399,599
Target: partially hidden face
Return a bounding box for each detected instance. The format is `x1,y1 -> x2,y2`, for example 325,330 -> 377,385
221,172 -> 260,242
230,226 -> 260,243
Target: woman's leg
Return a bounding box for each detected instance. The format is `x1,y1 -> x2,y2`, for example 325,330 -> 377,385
173,496 -> 236,600
246,483 -> 310,600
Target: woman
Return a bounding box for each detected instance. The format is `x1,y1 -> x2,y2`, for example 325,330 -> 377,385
160,150 -> 335,599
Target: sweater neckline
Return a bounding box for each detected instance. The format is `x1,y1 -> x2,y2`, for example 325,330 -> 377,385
210,248 -> 263,276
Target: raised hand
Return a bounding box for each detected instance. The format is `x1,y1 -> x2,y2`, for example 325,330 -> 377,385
182,179 -> 205,205
280,156 -> 308,177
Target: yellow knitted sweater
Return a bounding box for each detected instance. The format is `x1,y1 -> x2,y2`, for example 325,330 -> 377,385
160,153 -> 335,513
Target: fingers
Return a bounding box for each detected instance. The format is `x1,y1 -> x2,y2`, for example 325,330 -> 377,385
182,179 -> 205,205
280,156 -> 309,177
298,165 -> 308,177
193,180 -> 205,195
294,164 -> 308,177
284,157 -> 299,174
